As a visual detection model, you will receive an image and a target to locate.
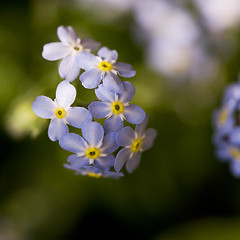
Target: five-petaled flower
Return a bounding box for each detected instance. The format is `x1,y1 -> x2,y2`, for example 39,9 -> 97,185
76,46 -> 136,92
59,121 -> 119,169
42,25 -> 100,82
88,81 -> 145,133
114,115 -> 157,173
32,81 -> 92,141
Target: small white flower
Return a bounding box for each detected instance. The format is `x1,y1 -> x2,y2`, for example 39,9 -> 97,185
32,81 -> 92,141
42,25 -> 101,82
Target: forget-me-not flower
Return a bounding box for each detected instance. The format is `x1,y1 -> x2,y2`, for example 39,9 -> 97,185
32,81 -> 92,141
59,121 -> 119,169
76,46 -> 136,92
88,81 -> 145,133
42,25 -> 100,82
114,115 -> 157,173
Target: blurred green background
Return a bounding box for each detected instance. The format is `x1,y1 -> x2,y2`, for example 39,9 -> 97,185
1,0 -> 240,239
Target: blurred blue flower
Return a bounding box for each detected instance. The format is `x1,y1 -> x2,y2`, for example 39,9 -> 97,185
88,81 -> 145,133
114,115 -> 157,173
42,25 -> 100,82
76,46 -> 136,92
32,81 -> 92,141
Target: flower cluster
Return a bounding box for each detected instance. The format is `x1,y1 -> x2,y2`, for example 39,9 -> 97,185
32,26 -> 157,179
213,78 -> 240,177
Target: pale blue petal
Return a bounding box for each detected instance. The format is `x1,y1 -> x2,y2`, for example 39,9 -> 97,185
94,155 -> 115,170
67,155 -> 89,168
58,54 -> 81,82
135,114 -> 150,137
113,62 -> 136,78
56,81 -> 76,108
142,128 -> 157,151
80,69 -> 102,89
88,101 -> 110,119
82,121 -> 104,147
66,107 -> 92,129
42,42 -> 70,61
98,47 -> 118,62
32,96 -> 55,119
124,104 -> 145,124
230,160 -> 240,178
126,152 -> 141,173
103,72 -> 124,93
114,148 -> 131,172
119,81 -> 135,103
76,51 -> 99,70
48,118 -> 69,141
81,38 -> 101,50
59,133 -> 86,153
101,132 -> 118,154
102,170 -> 124,179
57,26 -> 78,44
104,115 -> 123,133
95,84 -> 115,102
117,126 -> 135,147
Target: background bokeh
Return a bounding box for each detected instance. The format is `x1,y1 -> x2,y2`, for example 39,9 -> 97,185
1,0 -> 240,239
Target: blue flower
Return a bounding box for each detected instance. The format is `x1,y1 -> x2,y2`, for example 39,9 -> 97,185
42,25 -> 100,82
32,81 -> 92,141
76,46 -> 136,92
114,115 -> 157,173
88,81 -> 145,133
64,164 -> 124,179
59,121 -> 119,169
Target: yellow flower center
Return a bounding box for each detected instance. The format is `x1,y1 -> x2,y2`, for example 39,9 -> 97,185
229,147 -> 240,160
98,61 -> 112,71
131,138 -> 142,153
73,46 -> 80,51
87,172 -> 101,178
55,107 -> 66,118
218,108 -> 228,125
111,101 -> 124,114
85,147 -> 100,159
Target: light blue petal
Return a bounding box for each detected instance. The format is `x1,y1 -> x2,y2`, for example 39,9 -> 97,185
57,26 -> 78,44
135,114 -> 150,137
42,42 -> 70,61
76,51 -> 99,70
113,62 -> 136,78
98,47 -> 118,62
117,126 -> 135,147
101,132 -> 118,154
95,84 -> 116,102
126,151 -> 141,173
56,81 -> 76,108
142,128 -> 157,151
119,81 -> 135,103
103,72 -> 124,93
67,155 -> 89,168
102,170 -> 124,179
66,107 -> 92,129
80,69 -> 102,89
48,118 -> 69,141
230,160 -> 240,178
82,121 -> 104,147
124,104 -> 145,124
81,38 -> 101,50
104,115 -> 123,133
59,133 -> 86,153
94,155 -> 115,169
114,148 -> 131,172
58,54 -> 80,82
32,96 -> 55,119
88,101 -> 110,119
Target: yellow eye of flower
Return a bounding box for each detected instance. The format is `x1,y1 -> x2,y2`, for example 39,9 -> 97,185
55,107 -> 66,118
229,147 -> 240,160
85,147 -> 100,159
73,46 -> 80,51
131,138 -> 142,153
87,172 -> 101,178
98,61 -> 112,71
218,107 -> 228,125
111,101 -> 124,114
